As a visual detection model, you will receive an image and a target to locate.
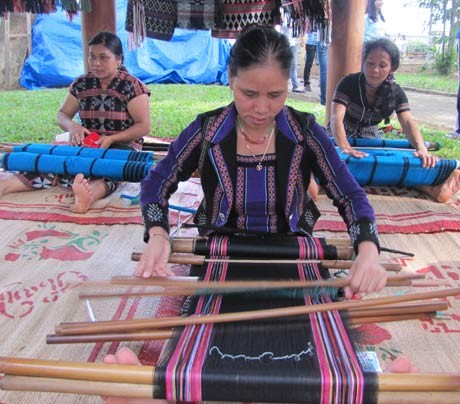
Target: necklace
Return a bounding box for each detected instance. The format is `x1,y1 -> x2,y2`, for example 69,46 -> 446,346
237,118 -> 271,145
242,125 -> 275,171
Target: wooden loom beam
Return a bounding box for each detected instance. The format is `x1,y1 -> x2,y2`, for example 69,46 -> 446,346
1,358 -> 459,403
131,252 -> 403,271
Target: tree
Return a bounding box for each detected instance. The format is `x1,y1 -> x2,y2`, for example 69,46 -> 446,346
416,0 -> 459,53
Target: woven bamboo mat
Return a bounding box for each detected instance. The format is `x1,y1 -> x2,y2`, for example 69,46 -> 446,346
0,179 -> 460,403
315,185 -> 460,234
0,174 -> 202,226
1,169 -> 459,233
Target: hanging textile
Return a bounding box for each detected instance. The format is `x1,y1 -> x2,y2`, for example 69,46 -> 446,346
153,235 -> 377,403
1,152 -> 152,182
0,0 -> 91,17
339,149 -> 459,187
176,0 -> 217,30
9,144 -> 155,163
126,0 -> 177,41
212,0 -> 280,39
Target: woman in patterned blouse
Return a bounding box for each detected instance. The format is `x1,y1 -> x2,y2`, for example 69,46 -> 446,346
329,38 -> 460,203
0,32 -> 151,213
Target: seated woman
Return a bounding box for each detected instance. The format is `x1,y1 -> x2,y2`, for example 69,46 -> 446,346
102,25 -> 391,402
329,37 -> 460,203
0,31 -> 151,213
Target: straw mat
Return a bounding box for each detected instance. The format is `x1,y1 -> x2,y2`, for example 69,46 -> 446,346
0,178 -> 460,403
0,173 -> 202,226
316,185 -> 460,233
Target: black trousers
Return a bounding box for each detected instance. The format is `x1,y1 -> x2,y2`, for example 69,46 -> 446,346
303,44 -> 317,84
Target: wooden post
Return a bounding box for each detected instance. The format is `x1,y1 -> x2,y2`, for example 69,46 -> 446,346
81,0 -> 116,72
4,13 -> 10,89
325,0 -> 366,122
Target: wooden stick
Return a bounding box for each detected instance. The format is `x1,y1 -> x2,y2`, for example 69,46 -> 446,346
131,252 -> 403,272
46,329 -> 175,344
78,273 -> 425,299
55,287 -> 460,336
47,312 -> 438,345
1,357 -> 459,393
47,301 -> 446,345
0,375 -> 152,398
348,311 -> 436,325
2,375 -> 460,403
0,357 -> 152,383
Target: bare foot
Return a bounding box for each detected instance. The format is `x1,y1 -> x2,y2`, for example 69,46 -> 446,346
385,355 -> 419,373
0,173 -> 32,198
71,173 -> 94,213
103,347 -> 168,404
418,169 -> 460,203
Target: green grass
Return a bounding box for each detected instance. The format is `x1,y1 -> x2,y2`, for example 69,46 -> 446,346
395,72 -> 458,94
1,82 -> 459,159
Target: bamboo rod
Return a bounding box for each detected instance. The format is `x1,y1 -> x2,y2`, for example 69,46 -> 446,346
48,301 -> 445,345
0,375 -> 152,398
1,357 -> 459,392
131,252 -> 403,272
1,375 -> 459,402
78,274 -> 425,299
0,357 -> 152,384
46,329 -> 174,344
349,311 -> 435,325
47,311 -> 437,344
77,273 -> 423,297
55,287 -> 460,336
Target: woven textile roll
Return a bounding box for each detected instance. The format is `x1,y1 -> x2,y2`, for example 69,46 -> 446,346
153,236 -> 377,403
193,234 -> 342,260
1,152 -> 152,182
331,137 -> 440,151
339,149 -> 458,187
10,144 -> 155,162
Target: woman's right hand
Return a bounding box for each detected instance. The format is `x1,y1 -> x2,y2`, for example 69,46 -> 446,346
135,230 -> 173,278
68,123 -> 90,146
340,145 -> 368,158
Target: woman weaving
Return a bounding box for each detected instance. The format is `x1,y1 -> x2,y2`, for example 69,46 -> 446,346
0,32 -> 151,213
101,26 -> 416,404
329,38 -> 460,203
137,25 -> 387,295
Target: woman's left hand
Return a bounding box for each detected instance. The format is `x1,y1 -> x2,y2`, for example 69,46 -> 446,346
97,135 -> 114,149
413,148 -> 438,168
344,241 -> 388,299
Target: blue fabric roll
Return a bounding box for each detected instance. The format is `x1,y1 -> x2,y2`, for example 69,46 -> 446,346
12,144 -> 155,162
1,152 -> 153,182
330,137 -> 440,151
338,149 -> 458,186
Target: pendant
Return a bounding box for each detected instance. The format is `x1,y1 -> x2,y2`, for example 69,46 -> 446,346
256,163 -> 263,171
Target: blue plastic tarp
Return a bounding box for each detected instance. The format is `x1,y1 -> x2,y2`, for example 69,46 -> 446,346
20,0 -> 231,89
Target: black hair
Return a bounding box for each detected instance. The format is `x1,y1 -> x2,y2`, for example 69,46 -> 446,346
228,25 -> 292,78
363,37 -> 400,71
88,31 -> 125,66
366,0 -> 385,23
363,38 -> 401,124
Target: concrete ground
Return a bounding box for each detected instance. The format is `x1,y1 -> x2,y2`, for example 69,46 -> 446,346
289,74 -> 457,133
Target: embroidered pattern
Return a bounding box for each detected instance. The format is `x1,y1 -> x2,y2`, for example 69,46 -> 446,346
209,342 -> 314,362
145,203 -> 164,223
